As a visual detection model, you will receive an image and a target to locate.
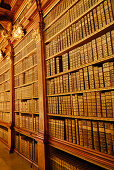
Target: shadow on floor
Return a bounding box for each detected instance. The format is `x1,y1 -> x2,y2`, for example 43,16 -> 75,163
0,141 -> 37,170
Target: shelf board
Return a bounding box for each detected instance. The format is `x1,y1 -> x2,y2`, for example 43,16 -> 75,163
33,113 -> 39,115
0,100 -> 10,102
0,111 -> 10,113
14,64 -> 37,77
48,114 -> 114,121
0,68 -> 10,77
0,137 -> 8,147
0,121 -> 11,128
33,97 -> 39,99
20,112 -> 32,114
0,60 -> 10,71
48,137 -> 114,170
0,90 -> 10,93
14,80 -> 38,89
14,48 -> 37,66
45,21 -> 114,61
45,0 -> 104,43
14,127 -> 39,139
14,149 -> 38,168
14,39 -> 35,57
14,97 -> 39,101
0,78 -> 10,85
46,54 -> 114,79
47,86 -> 114,96
43,0 -> 60,18
14,111 -> 39,115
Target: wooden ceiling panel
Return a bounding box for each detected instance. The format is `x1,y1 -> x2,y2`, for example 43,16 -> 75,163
10,0 -> 23,13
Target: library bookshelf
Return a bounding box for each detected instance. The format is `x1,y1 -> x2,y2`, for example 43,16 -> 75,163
0,54 -> 12,151
44,0 -> 114,169
14,29 -> 39,167
0,0 -> 114,169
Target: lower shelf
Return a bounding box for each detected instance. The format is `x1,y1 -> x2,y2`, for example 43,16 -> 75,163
14,127 -> 38,140
48,137 -> 114,170
14,149 -> 38,168
0,137 -> 8,147
0,121 -> 11,128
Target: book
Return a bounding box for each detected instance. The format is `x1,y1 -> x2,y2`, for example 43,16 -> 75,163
92,121 -> 100,151
105,122 -> 113,155
99,121 -> 107,153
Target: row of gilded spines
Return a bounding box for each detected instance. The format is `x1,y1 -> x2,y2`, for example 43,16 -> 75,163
15,113 -> 39,132
14,66 -> 38,87
48,90 -> 114,117
15,133 -> 38,163
15,83 -> 38,99
47,62 -> 114,95
45,1 -> 113,58
49,118 -> 114,155
45,0 -> 113,41
46,30 -> 114,77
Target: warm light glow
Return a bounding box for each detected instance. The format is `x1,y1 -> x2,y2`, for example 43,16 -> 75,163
12,24 -> 24,39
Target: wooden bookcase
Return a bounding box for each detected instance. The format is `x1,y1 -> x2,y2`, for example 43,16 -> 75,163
44,0 -> 114,169
13,29 -> 39,167
0,0 -> 114,169
0,53 -> 12,150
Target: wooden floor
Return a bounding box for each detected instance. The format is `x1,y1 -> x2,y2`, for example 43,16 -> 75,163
0,141 -> 37,170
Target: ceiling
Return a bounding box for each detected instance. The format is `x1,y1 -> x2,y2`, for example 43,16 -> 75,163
0,0 -> 24,43
0,0 -> 24,25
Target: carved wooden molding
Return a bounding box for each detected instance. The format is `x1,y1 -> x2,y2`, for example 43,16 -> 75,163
32,28 -> 40,43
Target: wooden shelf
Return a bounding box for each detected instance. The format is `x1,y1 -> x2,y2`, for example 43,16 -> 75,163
0,121 -> 11,128
14,111 -> 31,114
20,112 -> 32,115
0,78 -> 10,85
45,0 -> 104,43
33,113 -> 39,115
48,137 -> 114,170
14,64 -> 37,77
0,137 -> 8,147
14,39 -> 35,57
46,54 -> 114,79
14,80 -> 38,89
14,127 -> 39,140
14,149 -> 38,168
14,97 -> 39,101
0,60 -> 10,70
15,111 -> 39,115
45,21 -> 114,61
47,86 -> 114,97
0,100 -> 10,102
0,68 -> 10,77
33,97 -> 39,99
14,48 -> 37,66
43,0 -> 60,18
0,90 -> 10,93
48,114 -> 114,121
0,111 -> 10,113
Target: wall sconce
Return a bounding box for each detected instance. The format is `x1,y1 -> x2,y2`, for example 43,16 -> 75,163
12,23 -> 24,40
